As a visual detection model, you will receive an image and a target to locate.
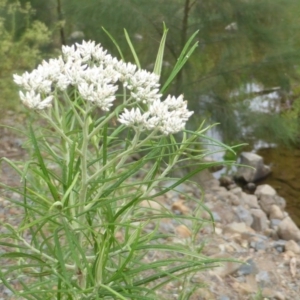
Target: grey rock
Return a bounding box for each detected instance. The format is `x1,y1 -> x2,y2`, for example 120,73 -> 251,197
250,209 -> 269,232
270,218 -> 281,229
236,258 -> 258,276
224,222 -> 255,235
250,239 -> 267,251
255,184 -> 276,198
210,202 -> 238,224
272,240 -> 286,253
228,193 -> 240,206
277,217 -> 300,241
274,195 -> 286,210
285,240 -> 300,254
255,184 -> 277,214
212,212 -> 221,223
242,193 -> 259,209
234,205 -> 253,226
219,175 -> 234,188
230,187 -> 243,198
269,204 -> 284,220
256,271 -> 270,286
249,234 -> 268,251
236,152 -> 271,182
219,296 -> 230,300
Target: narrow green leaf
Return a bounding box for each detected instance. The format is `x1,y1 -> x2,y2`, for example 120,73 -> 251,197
102,27 -> 125,61
124,29 -> 141,69
29,125 -> 59,201
1,252 -> 45,263
153,23 -> 168,76
161,30 -> 199,93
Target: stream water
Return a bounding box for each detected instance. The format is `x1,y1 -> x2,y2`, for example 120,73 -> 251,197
205,84 -> 300,226
257,146 -> 300,226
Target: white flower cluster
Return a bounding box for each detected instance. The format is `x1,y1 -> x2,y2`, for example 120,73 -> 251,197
14,40 -> 193,134
118,95 -> 193,135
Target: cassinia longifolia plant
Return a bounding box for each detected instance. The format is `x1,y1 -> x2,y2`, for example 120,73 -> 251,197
1,33 -> 235,299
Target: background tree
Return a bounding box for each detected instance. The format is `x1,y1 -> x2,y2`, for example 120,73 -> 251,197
11,0 -> 300,144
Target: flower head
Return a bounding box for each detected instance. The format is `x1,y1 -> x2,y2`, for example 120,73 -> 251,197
14,40 -> 193,134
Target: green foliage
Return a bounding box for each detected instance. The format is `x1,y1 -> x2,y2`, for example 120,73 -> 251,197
3,0 -> 300,143
56,0 -> 300,145
0,0 -> 50,113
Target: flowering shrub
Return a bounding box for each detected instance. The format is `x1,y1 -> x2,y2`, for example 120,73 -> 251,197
1,32 -> 234,299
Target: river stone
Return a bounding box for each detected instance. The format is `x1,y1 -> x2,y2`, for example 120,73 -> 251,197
236,258 -> 258,276
269,204 -> 285,220
250,209 -> 268,232
277,217 -> 300,241
255,184 -> 277,214
242,193 -> 259,209
228,193 -> 240,206
255,184 -> 276,198
224,222 -> 255,235
234,205 -> 253,226
274,195 -> 286,210
210,202 -> 238,224
236,152 -> 271,182
285,240 -> 300,254
270,218 -> 281,230
230,186 -> 243,198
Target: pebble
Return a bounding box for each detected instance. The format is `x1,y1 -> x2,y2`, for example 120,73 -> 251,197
236,259 -> 258,276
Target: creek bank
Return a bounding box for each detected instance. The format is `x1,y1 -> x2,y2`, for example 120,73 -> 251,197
152,167 -> 300,299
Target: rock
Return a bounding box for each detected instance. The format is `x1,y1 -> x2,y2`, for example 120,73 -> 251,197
274,195 -> 286,210
255,184 -> 277,198
244,182 -> 256,193
210,254 -> 241,277
285,240 -> 300,254
236,152 -> 271,182
218,296 -> 230,300
255,270 -> 270,285
250,238 -> 268,251
175,225 -> 192,238
209,202 -> 238,224
219,176 -> 234,188
171,200 -> 190,215
269,204 -> 285,220
274,291 -> 286,300
250,209 -> 269,232
212,212 -> 221,223
230,187 -> 243,198
140,200 -> 162,211
242,193 -> 259,209
255,184 -> 277,214
277,217 -> 300,241
234,205 -> 253,226
270,218 -> 282,229
236,259 -> 258,276
216,190 -> 232,203
224,222 -> 255,235
272,240 -> 286,253
228,193 -> 241,206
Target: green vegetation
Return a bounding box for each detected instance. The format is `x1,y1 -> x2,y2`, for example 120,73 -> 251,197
2,0 -> 300,143
0,0 -> 50,112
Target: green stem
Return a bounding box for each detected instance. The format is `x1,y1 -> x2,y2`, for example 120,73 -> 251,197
84,130 -> 157,212
77,105 -> 91,245
18,235 -> 76,270
41,111 -> 82,156
88,97 -> 134,139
